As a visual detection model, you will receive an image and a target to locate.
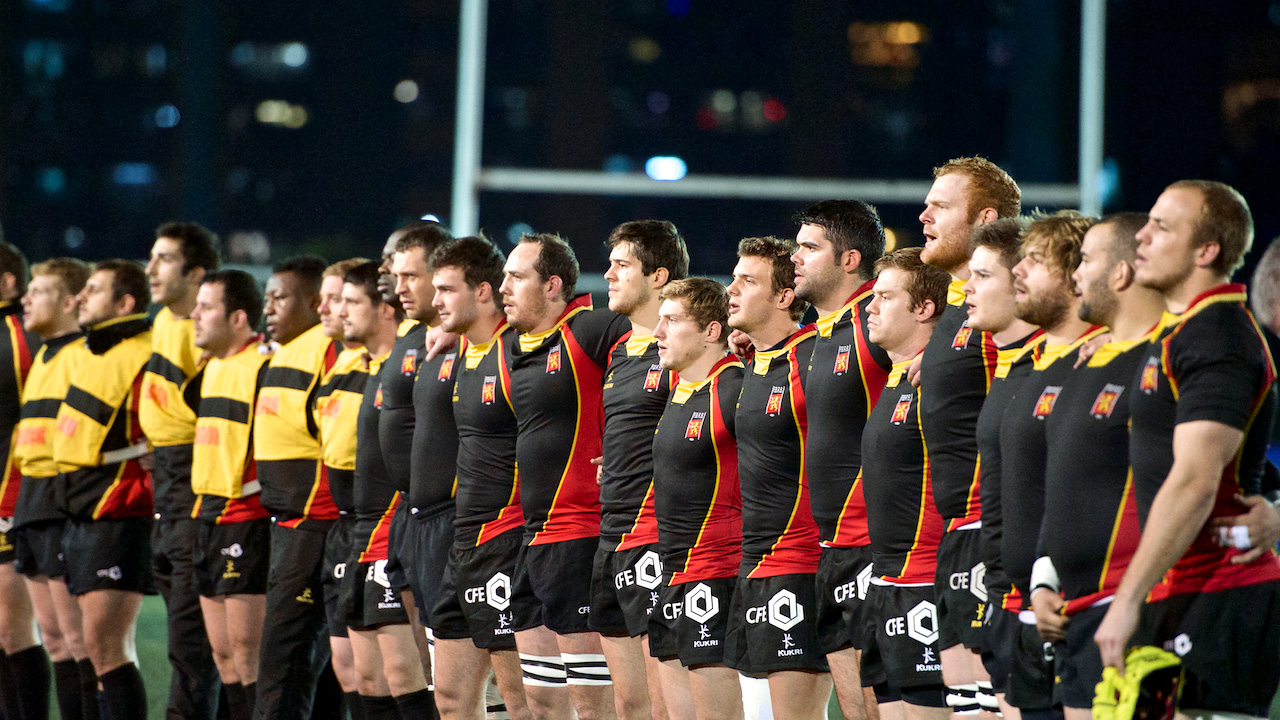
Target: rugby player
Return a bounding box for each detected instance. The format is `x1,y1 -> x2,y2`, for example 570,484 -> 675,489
1030,213 -> 1159,719
917,157 -> 1020,714
649,277 -> 744,720
860,247 -> 951,718
791,201 -> 891,720
13,258 -> 90,719
190,270 -> 271,720
500,233 -> 629,719
140,222 -> 223,720
721,236 -> 827,720
593,220 -> 689,720
1094,181 -> 1280,716
54,260 -> 154,718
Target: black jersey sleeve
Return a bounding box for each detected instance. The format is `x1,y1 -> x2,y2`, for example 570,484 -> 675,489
1170,306 -> 1275,431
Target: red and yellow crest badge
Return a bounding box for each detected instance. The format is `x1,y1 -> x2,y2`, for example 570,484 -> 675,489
834,344 -> 851,375
890,393 -> 913,425
374,386 -> 384,409
481,375 -> 497,405
438,355 -> 455,382
685,411 -> 706,440
546,345 -> 562,374
952,321 -> 973,349
765,386 -> 786,416
401,349 -> 418,376
1090,383 -> 1124,419
1033,386 -> 1062,419
644,365 -> 662,391
1140,357 -> 1160,394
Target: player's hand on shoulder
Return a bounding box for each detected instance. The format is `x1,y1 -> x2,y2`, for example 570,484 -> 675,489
1074,332 -> 1111,368
907,353 -> 923,388
727,330 -> 753,359
591,456 -> 603,485
424,326 -> 460,361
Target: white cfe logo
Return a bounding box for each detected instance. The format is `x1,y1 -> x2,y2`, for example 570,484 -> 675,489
634,551 -> 663,590
969,562 -> 988,602
485,572 -> 512,611
906,600 -> 938,646
684,583 -> 719,623
767,589 -> 804,631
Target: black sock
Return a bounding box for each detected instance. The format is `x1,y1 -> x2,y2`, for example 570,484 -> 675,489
54,659 -> 84,720
224,682 -> 247,720
241,681 -> 257,720
0,651 -> 22,720
394,688 -> 437,720
360,694 -> 401,720
77,659 -> 100,720
345,691 -> 366,720
10,646 -> 52,719
97,664 -> 146,720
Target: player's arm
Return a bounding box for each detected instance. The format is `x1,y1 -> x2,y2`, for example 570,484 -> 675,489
1094,419 -> 1243,671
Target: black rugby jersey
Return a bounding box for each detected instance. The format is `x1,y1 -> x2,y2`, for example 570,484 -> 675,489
452,323 -> 523,548
1042,335 -> 1151,614
0,301 -> 37,517
408,336 -> 460,511
377,321 -> 426,494
804,279 -> 892,548
998,327 -> 1104,597
354,351 -> 398,562
652,356 -> 743,585
13,332 -> 80,527
1129,284 -> 1280,599
918,281 -> 999,528
736,325 -> 820,578
861,357 -> 946,583
600,332 -> 674,550
505,295 -> 629,545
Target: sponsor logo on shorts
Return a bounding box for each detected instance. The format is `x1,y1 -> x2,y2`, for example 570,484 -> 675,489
368,559 -> 392,588
465,572 -> 512,612
332,562 -> 347,579
694,622 -> 717,648
221,543 -> 244,558
663,600 -> 683,620
1170,633 -> 1192,657
296,587 -> 315,604
744,589 -> 805,631
952,321 -> 972,350
495,611 -> 514,635
546,345 -> 562,374
1033,386 -> 1062,419
643,365 -> 662,391
1090,383 -> 1124,419
948,561 -> 988,603
684,583 -> 719,623
223,560 -> 240,580
857,563 -> 873,601
378,585 -> 400,610
891,394 -> 913,425
884,600 -> 938,646
765,386 -> 786,416
96,566 -> 123,581
918,646 -> 940,672
778,632 -> 802,657
833,344 -> 851,375
649,591 -> 660,612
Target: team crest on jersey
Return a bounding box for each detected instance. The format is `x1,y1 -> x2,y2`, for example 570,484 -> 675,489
890,393 -> 913,425
644,365 -> 663,391
952,320 -> 973,349
546,345 -> 562,374
1033,386 -> 1062,419
481,375 -> 497,405
1140,357 -> 1160,394
438,353 -> 456,382
834,344 -> 852,375
765,386 -> 786,416
402,349 -> 419,376
686,411 -> 706,440
374,385 -> 384,409
1090,383 -> 1124,419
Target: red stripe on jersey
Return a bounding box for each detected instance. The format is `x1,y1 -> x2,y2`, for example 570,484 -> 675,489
946,329 -> 1000,532
829,472 -> 870,548
604,330 -> 633,373
617,481 -> 658,550
8,316 -> 33,385
301,462 -> 340,521
359,493 -> 401,562
894,402 -> 945,583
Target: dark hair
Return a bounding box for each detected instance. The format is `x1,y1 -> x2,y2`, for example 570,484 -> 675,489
155,222 -> 221,274
393,220 -> 454,256
934,156 -> 1022,219
0,241 -> 29,296
272,255 -> 327,297
1166,179 -> 1254,275
93,259 -> 150,310
968,217 -> 1029,269
873,247 -> 950,320
605,220 -> 690,282
343,260 -> 403,318
203,269 -> 264,329
737,235 -> 806,321
1097,212 -> 1147,264
659,277 -> 730,343
30,258 -> 91,297
794,200 -> 885,278
430,235 -> 506,291
519,233 -> 579,302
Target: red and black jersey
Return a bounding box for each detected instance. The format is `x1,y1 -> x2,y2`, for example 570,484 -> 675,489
378,321 -> 426,494
652,356 -> 743,585
862,357 -> 946,584
975,332 -> 1042,610
918,281 -> 999,528
505,295 -> 630,545
600,332 -> 674,550
0,301 -> 38,517
804,280 -> 892,548
354,352 -> 397,563
1129,284 -> 1280,598
1042,335 -> 1152,614
999,327 -> 1105,597
736,325 -> 820,578
452,323 -> 523,548
408,335 -> 460,513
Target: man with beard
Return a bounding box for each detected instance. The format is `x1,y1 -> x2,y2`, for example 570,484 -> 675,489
1094,181 -> 1280,716
1029,214 -> 1160,719
916,157 -> 1021,715
789,201 -> 891,720
997,213 -> 1104,714
592,220 -> 689,720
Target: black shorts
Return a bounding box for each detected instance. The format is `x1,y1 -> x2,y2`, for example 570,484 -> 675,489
437,528 -> 542,648
193,518 -> 271,597
934,528 -> 988,651
0,521 -> 15,564
589,543 -> 664,637
723,573 -> 828,675
62,518 -> 154,596
864,582 -> 945,701
1055,603 -> 1106,710
384,498 -> 411,591
400,501 -> 468,639
815,544 -> 875,655
344,558 -> 409,631
1006,615 -> 1055,711
513,536 -> 596,634
321,516 -> 355,638
980,605 -> 1020,695
649,577 -> 736,668
13,519 -> 66,578
1132,580 -> 1280,716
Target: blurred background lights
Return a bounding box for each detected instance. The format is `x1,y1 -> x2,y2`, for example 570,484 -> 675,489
64,226 -> 85,250
603,154 -> 633,174
646,91 -> 670,114
256,100 -> 309,128
112,162 -> 157,186
645,156 -> 687,181
629,36 -> 661,64
506,222 -> 534,245
280,42 -> 308,67
155,104 -> 180,128
394,79 -> 420,103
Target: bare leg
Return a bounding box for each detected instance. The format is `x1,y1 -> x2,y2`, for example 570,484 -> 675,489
329,635 -> 361,693
201,596 -> 239,683
48,578 -> 88,661
374,624 -> 430,696
402,590 -> 435,681
78,589 -> 141,675
0,563 -> 38,654
557,631 -> 617,720
224,594 -> 266,684
656,660 -> 694,720
689,664 -> 742,720
489,648 -> 536,720
828,647 -> 871,720
598,633 -> 651,720
514,626 -> 572,720
433,637 -> 488,720
25,578 -> 70,661
765,670 -> 831,720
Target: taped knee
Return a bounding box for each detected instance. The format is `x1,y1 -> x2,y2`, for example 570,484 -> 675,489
518,654 -> 566,688
562,653 -> 611,686
946,683 -> 981,715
